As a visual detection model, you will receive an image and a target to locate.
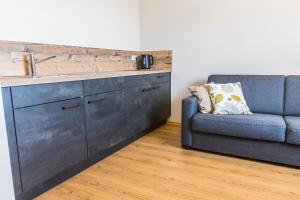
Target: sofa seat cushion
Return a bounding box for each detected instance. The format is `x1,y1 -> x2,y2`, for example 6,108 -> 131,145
284,116 -> 300,146
192,113 -> 286,142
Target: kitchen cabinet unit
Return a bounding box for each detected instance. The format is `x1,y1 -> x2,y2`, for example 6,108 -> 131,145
85,91 -> 124,158
123,84 -> 153,138
150,73 -> 172,125
14,98 -> 87,192
2,72 -> 171,200
151,81 -> 171,125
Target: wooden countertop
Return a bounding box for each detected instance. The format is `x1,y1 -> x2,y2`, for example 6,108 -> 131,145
0,69 -> 172,87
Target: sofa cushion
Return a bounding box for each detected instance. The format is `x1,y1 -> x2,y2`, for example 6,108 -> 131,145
188,85 -> 212,113
284,76 -> 300,116
284,116 -> 300,146
192,113 -> 286,142
208,75 -> 285,115
207,82 -> 252,114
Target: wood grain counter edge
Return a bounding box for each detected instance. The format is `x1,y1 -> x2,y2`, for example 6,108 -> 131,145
0,69 -> 172,87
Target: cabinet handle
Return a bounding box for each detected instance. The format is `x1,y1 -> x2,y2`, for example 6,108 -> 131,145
156,75 -> 165,78
152,86 -> 161,90
61,104 -> 82,110
142,88 -> 152,92
87,98 -> 105,104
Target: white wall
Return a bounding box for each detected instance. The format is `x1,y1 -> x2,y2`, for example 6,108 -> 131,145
0,0 -> 140,50
140,0 -> 300,122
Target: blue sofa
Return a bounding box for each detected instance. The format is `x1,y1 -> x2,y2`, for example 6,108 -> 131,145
182,75 -> 300,167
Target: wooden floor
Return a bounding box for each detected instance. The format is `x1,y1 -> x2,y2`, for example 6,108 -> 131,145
37,123 -> 300,200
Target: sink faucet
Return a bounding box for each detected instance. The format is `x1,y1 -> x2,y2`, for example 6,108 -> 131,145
29,53 -> 56,77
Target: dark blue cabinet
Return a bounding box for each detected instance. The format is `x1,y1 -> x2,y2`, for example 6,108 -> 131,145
123,73 -> 171,137
14,98 -> 87,192
85,91 -> 124,158
151,81 -> 171,125
123,84 -> 153,138
3,72 -> 170,199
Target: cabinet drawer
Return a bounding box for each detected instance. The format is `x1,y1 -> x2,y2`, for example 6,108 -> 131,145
12,81 -> 83,108
123,74 -> 151,87
150,73 -> 171,84
84,77 -> 124,96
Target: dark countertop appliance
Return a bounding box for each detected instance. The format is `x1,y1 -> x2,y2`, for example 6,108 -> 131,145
136,54 -> 154,69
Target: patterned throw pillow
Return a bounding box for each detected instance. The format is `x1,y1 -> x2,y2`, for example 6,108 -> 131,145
207,82 -> 252,115
189,85 -> 212,113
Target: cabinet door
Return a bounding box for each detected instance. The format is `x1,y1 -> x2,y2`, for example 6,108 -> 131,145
85,91 -> 124,158
14,98 -> 87,192
151,82 -> 171,125
123,84 -> 153,138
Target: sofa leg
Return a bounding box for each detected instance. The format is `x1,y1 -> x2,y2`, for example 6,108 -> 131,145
182,145 -> 192,150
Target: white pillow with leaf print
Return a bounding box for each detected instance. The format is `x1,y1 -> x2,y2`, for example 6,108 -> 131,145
208,82 -> 252,115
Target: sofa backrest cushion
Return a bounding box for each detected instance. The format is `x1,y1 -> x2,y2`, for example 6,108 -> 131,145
284,76 -> 300,116
208,75 -> 285,115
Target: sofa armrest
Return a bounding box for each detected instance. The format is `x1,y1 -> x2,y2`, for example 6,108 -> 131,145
181,96 -> 198,148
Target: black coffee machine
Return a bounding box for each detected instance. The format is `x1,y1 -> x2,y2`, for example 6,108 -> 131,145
136,54 -> 154,70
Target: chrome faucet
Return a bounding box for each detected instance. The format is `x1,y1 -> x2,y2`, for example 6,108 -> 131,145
29,53 -> 56,77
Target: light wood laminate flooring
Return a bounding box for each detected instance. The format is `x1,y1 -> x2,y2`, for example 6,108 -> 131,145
37,123 -> 300,200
